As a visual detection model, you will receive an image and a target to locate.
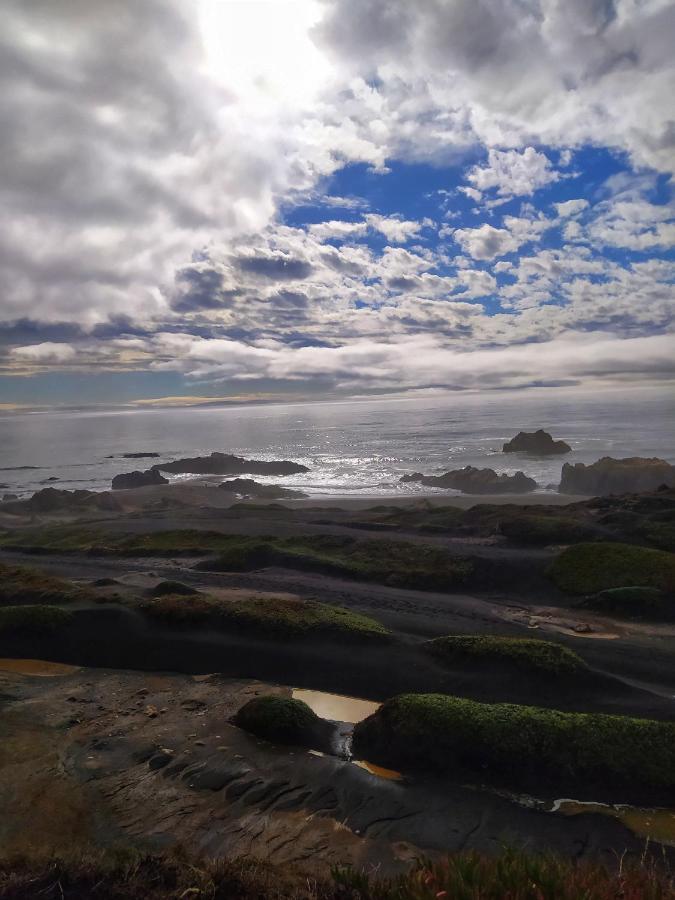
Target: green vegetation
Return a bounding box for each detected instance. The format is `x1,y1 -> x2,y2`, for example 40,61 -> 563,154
352,693 -> 675,793
0,847 -> 673,900
0,604 -> 73,635
149,580 -> 199,597
0,529 -> 473,590
425,635 -> 587,677
548,542 -> 675,594
579,586 -> 669,618
199,534 -> 473,590
233,695 -> 319,744
140,593 -> 389,641
0,562 -> 89,606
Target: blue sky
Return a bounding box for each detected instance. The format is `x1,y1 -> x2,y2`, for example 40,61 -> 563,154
0,0 -> 673,407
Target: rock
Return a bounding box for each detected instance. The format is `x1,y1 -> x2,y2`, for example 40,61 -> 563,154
503,430 -> 571,455
39,476 -> 60,483
217,478 -> 307,499
401,466 -> 537,494
121,452 -> 161,459
111,469 -> 168,490
2,493 -> 18,502
559,457 -> 675,496
148,748 -> 174,770
153,452 -> 309,477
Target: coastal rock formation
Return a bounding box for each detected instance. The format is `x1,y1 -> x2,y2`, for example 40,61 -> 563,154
2,487 -> 123,513
2,493 -> 18,502
153,451 -> 309,477
218,478 -> 307,499
401,465 -> 537,494
503,430 -> 571,455
559,457 -> 675,496
111,469 -> 168,490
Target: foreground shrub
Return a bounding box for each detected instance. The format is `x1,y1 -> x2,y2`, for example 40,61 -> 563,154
140,594 -> 390,641
548,542 -> 675,594
0,604 -> 74,635
233,695 -> 320,745
498,515 -> 598,545
352,693 -> 675,796
425,635 -> 587,677
0,847 -> 673,900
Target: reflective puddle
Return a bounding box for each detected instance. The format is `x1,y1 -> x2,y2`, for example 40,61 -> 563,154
353,759 -> 403,781
0,658 -> 80,677
292,688 -> 380,723
554,799 -> 675,847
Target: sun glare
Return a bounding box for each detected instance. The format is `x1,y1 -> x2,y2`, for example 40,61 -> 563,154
198,0 -> 332,108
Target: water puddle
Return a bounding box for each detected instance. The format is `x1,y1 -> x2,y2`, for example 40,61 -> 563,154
0,658 -> 80,677
292,688 -> 380,723
353,759 -> 403,781
487,786 -> 675,847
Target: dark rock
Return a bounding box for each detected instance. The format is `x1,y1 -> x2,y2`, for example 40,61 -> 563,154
0,483 -> 9,489
111,469 -> 168,490
92,578 -> 119,587
39,476 -> 60,483
2,493 -> 18,502
217,478 -> 307,499
148,749 -> 174,770
503,430 -> 571,455
401,466 -> 537,494
559,457 -> 675,496
151,580 -> 200,597
121,452 -> 161,459
153,452 -> 309,477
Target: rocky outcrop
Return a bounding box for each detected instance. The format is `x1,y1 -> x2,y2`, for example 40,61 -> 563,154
218,478 -> 307,499
2,488 -> 124,514
111,469 -> 168,490
559,457 -> 675,496
401,466 -> 537,494
153,452 -> 309,477
503,430 -> 571,455
1,493 -> 18,502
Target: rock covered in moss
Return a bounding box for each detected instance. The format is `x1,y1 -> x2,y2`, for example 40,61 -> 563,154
233,695 -> 320,745
559,457 -> 675,496
112,469 -> 168,490
502,430 -> 571,455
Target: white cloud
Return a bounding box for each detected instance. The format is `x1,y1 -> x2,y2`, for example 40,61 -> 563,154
588,199 -> 675,250
555,199 -> 589,217
467,148 -> 560,198
11,342 -> 76,363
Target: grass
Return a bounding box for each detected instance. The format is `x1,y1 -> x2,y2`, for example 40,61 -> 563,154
0,847 -> 673,899
0,562 -> 90,606
233,695 -> 319,744
139,593 -> 390,641
0,527 -> 235,556
0,604 -> 74,635
497,515 -> 598,545
352,693 -> 675,794
548,542 -> 675,595
425,635 -> 587,678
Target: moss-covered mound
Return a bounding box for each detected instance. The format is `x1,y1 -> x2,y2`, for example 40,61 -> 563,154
0,562 -> 89,606
140,593 -> 389,641
579,586 -> 668,618
233,695 -> 319,745
199,534 -> 474,590
425,635 -> 587,678
0,604 -> 74,635
149,580 -> 200,597
353,693 -> 675,796
548,542 -> 675,595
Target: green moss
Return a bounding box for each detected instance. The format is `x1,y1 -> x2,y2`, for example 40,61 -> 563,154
149,580 -> 199,597
140,594 -> 389,641
425,635 -> 587,677
0,604 -> 74,635
201,534 -> 474,590
580,586 -> 668,617
0,562 -> 89,606
548,542 -> 675,594
233,695 -> 319,744
353,693 -> 675,793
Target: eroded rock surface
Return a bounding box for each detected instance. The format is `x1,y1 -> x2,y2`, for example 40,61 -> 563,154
153,452 -> 309,477
112,469 -> 169,490
503,430 -> 571,455
560,457 -> 675,496
401,466 -> 537,494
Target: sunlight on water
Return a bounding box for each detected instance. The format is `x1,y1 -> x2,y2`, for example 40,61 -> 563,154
0,658 -> 80,677
292,688 -> 380,723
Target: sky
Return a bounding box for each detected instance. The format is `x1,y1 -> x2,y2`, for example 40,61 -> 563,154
0,0 -> 673,407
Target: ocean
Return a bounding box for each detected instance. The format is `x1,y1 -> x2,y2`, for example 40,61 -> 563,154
0,385 -> 673,499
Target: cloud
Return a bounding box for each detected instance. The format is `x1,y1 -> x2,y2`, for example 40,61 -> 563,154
555,199 -> 590,217
467,148 -> 560,198
11,342 -> 76,363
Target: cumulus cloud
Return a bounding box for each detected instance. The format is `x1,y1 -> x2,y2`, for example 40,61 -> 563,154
555,199 -> 590,217
466,148 -> 560,198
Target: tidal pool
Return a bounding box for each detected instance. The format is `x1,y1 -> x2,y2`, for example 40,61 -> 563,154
292,688 -> 380,723
0,658 -> 80,677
